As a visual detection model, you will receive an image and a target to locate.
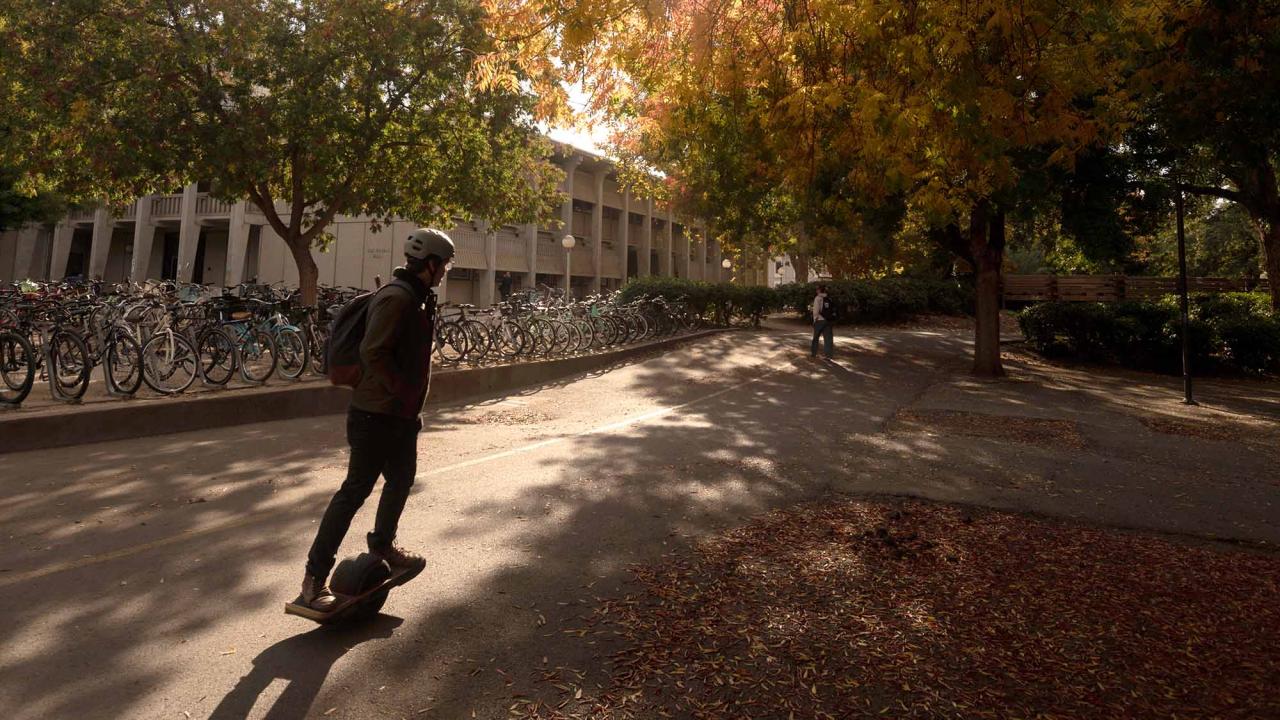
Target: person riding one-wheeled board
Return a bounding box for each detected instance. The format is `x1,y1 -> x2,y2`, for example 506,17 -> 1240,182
286,229 -> 454,625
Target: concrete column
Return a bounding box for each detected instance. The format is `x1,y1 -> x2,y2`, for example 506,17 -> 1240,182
618,189 -> 631,284
640,197 -> 653,276
661,207 -> 674,277
709,226 -> 722,283
590,172 -> 604,293
559,156 -> 581,294
522,223 -> 537,290
224,200 -> 252,287
676,223 -> 690,279
50,222 -> 75,280
479,220 -> 497,306
130,196 -> 157,281
697,227 -> 708,281
176,183 -> 200,282
14,227 -> 38,279
88,206 -> 114,280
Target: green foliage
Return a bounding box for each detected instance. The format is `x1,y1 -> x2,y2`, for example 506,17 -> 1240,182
617,276 -> 784,326
1139,203 -> 1265,279
0,166 -> 63,232
1,0 -> 563,299
776,279 -> 970,324
1018,294 -> 1279,374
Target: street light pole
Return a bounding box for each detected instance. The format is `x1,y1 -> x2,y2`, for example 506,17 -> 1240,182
562,234 -> 576,300
1174,189 -> 1196,406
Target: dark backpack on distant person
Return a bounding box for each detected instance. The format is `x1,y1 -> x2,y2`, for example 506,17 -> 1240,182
325,280 -> 416,388
820,295 -> 837,323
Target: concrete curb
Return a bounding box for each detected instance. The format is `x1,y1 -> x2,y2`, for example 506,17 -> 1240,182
0,329 -> 728,455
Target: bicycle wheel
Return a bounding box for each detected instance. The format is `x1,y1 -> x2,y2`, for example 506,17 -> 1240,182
308,325 -> 328,374
627,313 -> 649,342
196,327 -> 236,386
570,319 -> 593,353
0,331 -> 35,406
237,329 -> 278,383
528,318 -> 557,357
490,319 -> 526,359
49,328 -> 91,400
142,331 -> 199,394
551,320 -> 574,355
104,329 -> 143,396
274,327 -> 309,380
462,320 -> 491,363
436,322 -> 468,364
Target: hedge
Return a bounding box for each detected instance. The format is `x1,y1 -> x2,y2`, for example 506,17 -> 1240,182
1018,292 -> 1279,374
617,276 -> 784,326
776,278 -> 971,323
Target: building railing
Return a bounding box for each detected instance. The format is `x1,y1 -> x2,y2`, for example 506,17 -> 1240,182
1002,274 -> 1258,303
195,194 -> 234,216
151,195 -> 183,219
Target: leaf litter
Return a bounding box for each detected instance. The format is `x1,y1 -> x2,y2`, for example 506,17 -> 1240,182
511,498 -> 1279,719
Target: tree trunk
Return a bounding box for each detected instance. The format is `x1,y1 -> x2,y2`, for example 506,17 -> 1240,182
970,205 -> 1005,378
286,235 -> 320,307
1248,206 -> 1280,310
1230,158 -> 1280,309
793,253 -> 810,284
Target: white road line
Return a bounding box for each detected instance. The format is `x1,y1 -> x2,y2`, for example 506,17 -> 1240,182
0,351 -> 795,587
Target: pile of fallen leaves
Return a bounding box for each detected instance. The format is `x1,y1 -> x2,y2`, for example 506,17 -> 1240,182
513,498 -> 1280,719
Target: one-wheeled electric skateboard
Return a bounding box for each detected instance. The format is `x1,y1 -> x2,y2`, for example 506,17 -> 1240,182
285,552 -> 424,625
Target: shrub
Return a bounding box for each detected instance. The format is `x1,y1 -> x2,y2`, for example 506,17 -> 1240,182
617,276 -> 783,326
777,277 -> 970,323
1218,316 -> 1280,373
1018,295 -> 1280,375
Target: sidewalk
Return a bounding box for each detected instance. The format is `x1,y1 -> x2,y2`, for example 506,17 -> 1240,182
0,329 -> 726,453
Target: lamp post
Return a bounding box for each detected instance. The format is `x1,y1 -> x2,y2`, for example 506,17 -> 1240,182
562,234 -> 576,299
1174,189 -> 1196,406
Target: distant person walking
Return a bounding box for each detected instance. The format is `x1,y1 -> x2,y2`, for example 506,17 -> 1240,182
810,284 -> 835,359
499,271 -> 513,301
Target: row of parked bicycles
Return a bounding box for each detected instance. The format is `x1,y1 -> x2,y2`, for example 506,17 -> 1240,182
0,280 -> 705,408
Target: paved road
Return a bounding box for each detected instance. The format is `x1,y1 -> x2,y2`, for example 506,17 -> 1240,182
1,322 -> 1276,719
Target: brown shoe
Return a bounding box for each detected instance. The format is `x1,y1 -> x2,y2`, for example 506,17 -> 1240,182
300,573 -> 338,612
372,544 -> 427,573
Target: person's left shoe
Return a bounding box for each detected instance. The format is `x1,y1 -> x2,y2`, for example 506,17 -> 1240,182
371,544 -> 428,574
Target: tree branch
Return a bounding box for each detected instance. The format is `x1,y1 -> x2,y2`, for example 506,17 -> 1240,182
246,183 -> 292,240
1177,183 -> 1242,202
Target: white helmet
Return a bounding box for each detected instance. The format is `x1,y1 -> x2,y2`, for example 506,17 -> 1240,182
404,228 -> 455,262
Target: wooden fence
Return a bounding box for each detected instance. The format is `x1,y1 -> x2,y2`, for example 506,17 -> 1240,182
1002,275 -> 1257,304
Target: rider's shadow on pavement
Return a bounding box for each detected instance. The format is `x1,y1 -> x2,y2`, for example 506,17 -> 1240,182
208,615 -> 403,720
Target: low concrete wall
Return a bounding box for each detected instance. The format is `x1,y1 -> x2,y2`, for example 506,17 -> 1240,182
0,330 -> 725,454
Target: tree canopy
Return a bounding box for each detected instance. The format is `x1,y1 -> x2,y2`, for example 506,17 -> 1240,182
1,0 -> 564,302
472,0 -> 1278,373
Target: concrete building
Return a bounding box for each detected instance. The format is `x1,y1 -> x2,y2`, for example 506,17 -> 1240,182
0,142 -> 772,300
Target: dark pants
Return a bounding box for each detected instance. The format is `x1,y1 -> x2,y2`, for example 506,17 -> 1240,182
811,320 -> 834,358
306,409 -> 419,579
